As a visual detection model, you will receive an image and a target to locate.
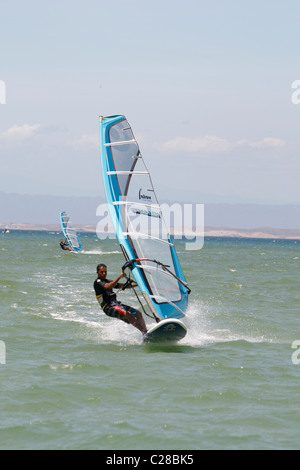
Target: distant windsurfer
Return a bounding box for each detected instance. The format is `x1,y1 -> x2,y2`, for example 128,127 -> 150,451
60,239 -> 72,251
94,263 -> 147,335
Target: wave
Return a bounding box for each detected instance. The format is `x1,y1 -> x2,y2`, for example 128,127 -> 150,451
182,299 -> 276,347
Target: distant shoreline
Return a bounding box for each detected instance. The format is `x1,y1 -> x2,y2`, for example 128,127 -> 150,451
2,223 -> 300,240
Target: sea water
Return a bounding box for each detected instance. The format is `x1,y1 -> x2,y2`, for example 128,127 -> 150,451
1,231 -> 300,450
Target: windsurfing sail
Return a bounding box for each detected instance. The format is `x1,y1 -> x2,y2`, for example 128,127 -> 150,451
99,115 -> 190,320
60,211 -> 82,252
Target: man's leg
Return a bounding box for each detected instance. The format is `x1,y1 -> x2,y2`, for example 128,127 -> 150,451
105,303 -> 147,335
125,310 -> 147,335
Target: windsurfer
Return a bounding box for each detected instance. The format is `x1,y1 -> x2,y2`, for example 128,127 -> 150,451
60,239 -> 72,251
94,263 -> 147,335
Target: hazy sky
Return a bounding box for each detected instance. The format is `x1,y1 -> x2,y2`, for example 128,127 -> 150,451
1,0 -> 300,204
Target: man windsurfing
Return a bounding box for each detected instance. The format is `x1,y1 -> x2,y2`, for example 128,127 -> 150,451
60,239 -> 72,251
94,263 -> 147,335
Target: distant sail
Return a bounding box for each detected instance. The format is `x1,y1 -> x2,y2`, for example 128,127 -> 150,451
99,115 -> 189,320
60,211 -> 82,252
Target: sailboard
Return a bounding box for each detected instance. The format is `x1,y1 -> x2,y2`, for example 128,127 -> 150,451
143,319 -> 187,343
60,211 -> 82,252
99,115 -> 190,342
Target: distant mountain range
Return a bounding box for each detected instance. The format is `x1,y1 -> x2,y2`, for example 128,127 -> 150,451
1,191 -> 300,230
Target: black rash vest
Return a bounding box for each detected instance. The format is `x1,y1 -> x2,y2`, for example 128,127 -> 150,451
94,278 -> 117,308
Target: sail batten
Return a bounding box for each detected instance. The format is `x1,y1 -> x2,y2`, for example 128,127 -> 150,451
104,139 -> 136,147
107,171 -> 149,175
99,115 -> 189,320
123,232 -> 174,246
113,201 -> 160,209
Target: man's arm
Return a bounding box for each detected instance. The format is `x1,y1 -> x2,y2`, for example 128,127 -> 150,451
103,273 -> 125,290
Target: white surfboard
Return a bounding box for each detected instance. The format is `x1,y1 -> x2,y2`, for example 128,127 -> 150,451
143,319 -> 187,343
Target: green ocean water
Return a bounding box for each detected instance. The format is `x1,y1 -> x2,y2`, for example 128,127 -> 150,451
1,230 -> 300,450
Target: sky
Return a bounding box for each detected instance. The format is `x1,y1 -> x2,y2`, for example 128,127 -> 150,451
1,0 -> 300,207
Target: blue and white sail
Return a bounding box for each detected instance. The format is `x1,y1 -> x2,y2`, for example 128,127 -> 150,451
99,115 -> 189,320
60,211 -> 82,252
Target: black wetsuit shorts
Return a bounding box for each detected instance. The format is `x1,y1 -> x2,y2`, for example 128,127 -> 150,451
103,301 -> 137,324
